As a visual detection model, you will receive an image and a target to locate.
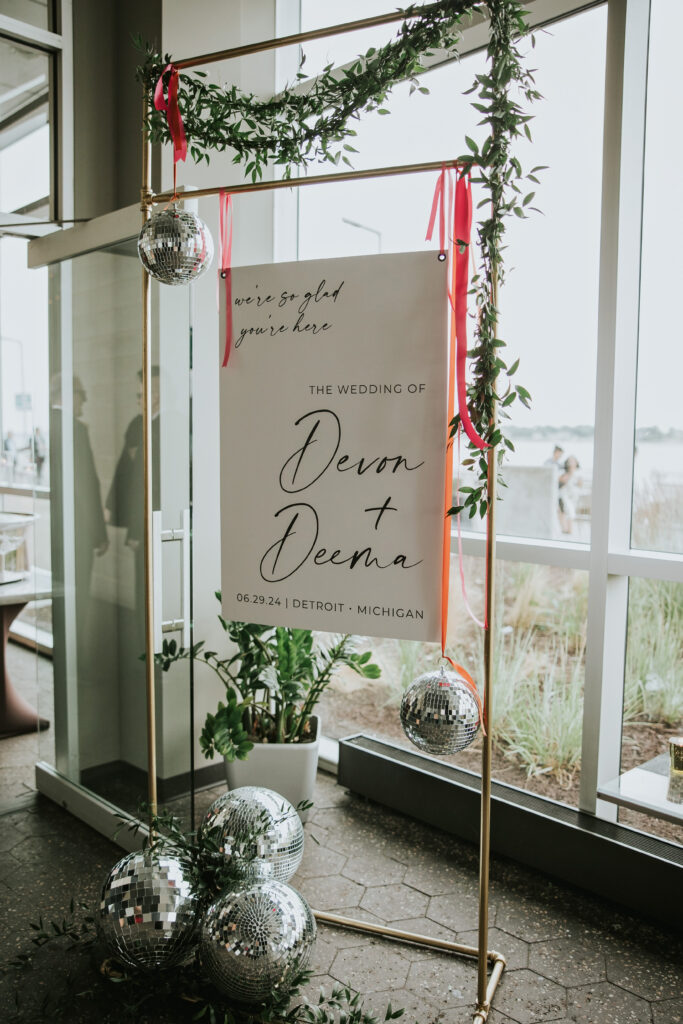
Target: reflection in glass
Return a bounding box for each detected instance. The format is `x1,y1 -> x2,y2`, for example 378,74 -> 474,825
619,578 -> 683,842
0,0 -> 50,31
48,245 -> 153,813
632,0 -> 683,554
0,37 -> 50,213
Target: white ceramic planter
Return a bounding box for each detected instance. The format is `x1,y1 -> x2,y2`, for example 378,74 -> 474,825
224,715 -> 320,821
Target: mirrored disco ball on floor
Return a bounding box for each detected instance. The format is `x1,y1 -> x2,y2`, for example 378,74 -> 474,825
201,880 -> 316,1003
203,786 -> 304,883
138,204 -> 213,285
400,666 -> 480,755
98,851 -> 198,970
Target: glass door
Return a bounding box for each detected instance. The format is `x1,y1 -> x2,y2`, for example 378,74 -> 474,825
30,208 -> 196,834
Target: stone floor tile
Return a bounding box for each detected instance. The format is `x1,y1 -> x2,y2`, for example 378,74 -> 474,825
385,917 -> 458,960
368,985 -> 442,1022
605,943 -> 683,1001
494,895 -> 575,944
568,981 -> 653,1024
487,1012 -> 522,1024
529,936 -> 606,987
492,968 -> 567,1024
0,822 -> 23,853
428,891 -> 489,933
361,883 -> 429,922
312,776 -> 354,809
304,821 -> 330,847
457,927 -> 530,971
315,920 -> 376,950
310,933 -> 343,976
300,973 -> 350,1001
439,1007 -> 515,1024
405,950 -> 478,1007
403,860 -> 478,897
298,874 -> 365,911
0,766 -> 36,802
324,906 -> 387,928
331,943 -> 411,993
653,998 -> 683,1024
343,853 -> 406,887
294,842 -> 346,879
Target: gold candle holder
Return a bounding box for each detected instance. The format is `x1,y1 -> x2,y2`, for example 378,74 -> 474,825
670,737 -> 683,776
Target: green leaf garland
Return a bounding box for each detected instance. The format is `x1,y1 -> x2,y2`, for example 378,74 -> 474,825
136,0 -> 542,518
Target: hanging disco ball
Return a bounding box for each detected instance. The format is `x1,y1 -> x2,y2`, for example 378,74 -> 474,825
202,786 -> 304,884
400,666 -> 481,755
138,203 -> 213,285
200,879 -> 316,1003
98,850 -> 199,970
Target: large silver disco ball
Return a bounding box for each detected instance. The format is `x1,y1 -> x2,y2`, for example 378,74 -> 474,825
138,204 -> 213,285
203,786 -> 304,884
98,851 -> 198,970
200,880 -> 316,1003
400,666 -> 480,755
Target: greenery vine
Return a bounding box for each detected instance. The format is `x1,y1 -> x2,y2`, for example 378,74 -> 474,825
136,0 -> 542,518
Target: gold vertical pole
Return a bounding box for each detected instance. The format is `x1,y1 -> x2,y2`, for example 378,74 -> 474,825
141,92 -> 157,818
476,269 -> 499,1018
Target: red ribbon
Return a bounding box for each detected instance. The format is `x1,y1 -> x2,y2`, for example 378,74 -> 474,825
219,190 -> 234,368
426,168 -> 487,451
154,64 -> 188,166
427,166 -> 487,735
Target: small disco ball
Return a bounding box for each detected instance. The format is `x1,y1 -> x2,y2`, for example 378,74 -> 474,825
400,666 -> 481,755
200,880 -> 316,1003
98,850 -> 198,970
137,203 -> 213,285
203,786 -> 304,884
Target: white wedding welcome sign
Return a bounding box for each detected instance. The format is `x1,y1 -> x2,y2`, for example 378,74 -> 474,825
219,251 -> 447,641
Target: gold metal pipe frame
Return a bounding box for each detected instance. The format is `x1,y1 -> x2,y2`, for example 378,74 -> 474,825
149,157 -> 460,207
173,2 -> 455,70
477,268 -> 499,1016
315,912 -> 507,1022
141,11 -> 505,1017
141,94 -> 157,819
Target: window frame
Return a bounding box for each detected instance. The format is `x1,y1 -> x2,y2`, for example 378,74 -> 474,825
286,0 -> 683,831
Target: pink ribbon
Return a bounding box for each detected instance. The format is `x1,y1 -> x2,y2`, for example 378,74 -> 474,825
219,191 -> 234,367
154,64 -> 187,166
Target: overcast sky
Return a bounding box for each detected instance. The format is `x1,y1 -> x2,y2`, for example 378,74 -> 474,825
298,0 -> 682,432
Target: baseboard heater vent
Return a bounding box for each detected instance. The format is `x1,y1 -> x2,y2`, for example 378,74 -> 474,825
338,734 -> 682,928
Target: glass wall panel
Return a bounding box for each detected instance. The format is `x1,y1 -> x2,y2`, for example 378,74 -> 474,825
631,0 -> 683,555
319,557 -> 587,808
618,577 -> 683,844
44,238 -> 193,819
0,37 -> 50,214
0,0 -> 50,31
0,34 -> 50,805
298,5 -> 606,543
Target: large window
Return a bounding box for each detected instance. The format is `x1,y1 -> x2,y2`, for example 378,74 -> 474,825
292,0 -> 683,847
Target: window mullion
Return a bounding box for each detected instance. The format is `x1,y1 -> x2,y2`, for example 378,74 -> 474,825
580,0 -> 650,817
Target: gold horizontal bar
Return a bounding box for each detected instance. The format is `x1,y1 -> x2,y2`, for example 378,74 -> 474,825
314,910 -> 503,963
150,157 -> 457,206
175,2 -> 454,69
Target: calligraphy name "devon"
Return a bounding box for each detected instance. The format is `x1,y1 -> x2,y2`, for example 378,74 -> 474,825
258,408 -> 424,583
278,408 -> 424,494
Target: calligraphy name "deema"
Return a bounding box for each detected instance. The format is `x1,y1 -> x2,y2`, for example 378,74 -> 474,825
235,279 -> 344,348
259,409 -> 424,583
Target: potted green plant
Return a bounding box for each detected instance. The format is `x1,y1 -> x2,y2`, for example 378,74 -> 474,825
155,593 -> 380,812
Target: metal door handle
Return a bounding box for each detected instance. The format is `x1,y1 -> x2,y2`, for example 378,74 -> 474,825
152,508 -> 191,654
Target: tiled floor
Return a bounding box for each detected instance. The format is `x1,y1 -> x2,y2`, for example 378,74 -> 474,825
0,772 -> 681,1023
